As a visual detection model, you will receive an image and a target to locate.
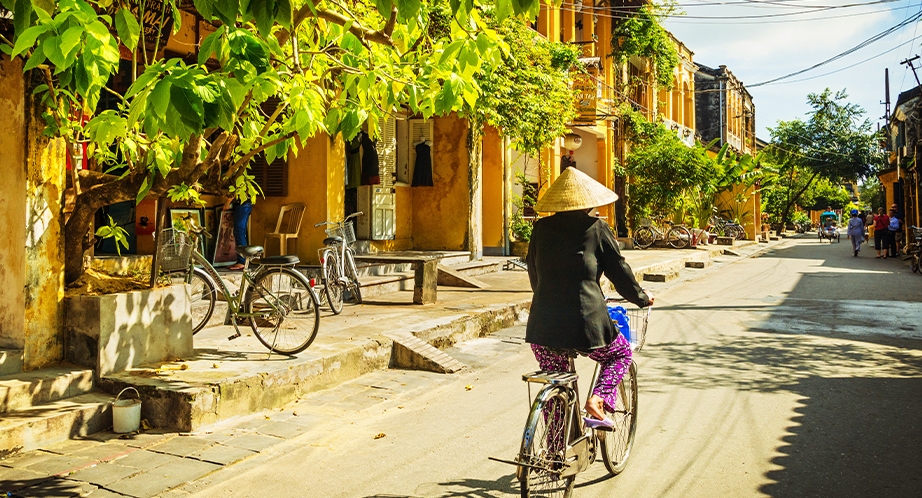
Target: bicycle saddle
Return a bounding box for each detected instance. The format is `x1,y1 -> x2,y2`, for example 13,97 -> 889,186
236,246 -> 264,258
323,236 -> 343,246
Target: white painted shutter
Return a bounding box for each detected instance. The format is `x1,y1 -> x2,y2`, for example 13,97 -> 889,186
376,116 -> 397,187
408,119 -> 434,183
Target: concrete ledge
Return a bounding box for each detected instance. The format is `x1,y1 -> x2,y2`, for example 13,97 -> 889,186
98,336 -> 393,432
0,349 -> 23,377
0,367 -> 94,413
65,285 -> 193,378
0,393 -> 112,459
685,260 -> 711,269
643,271 -> 679,282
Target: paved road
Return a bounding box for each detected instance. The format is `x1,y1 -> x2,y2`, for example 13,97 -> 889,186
180,236 -> 922,497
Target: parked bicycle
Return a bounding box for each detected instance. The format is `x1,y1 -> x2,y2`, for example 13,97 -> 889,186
157,223 -> 321,355
492,298 -> 651,496
314,212 -> 364,314
707,211 -> 745,240
633,217 -> 691,249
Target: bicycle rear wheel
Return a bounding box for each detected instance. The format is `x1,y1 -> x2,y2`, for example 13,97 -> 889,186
344,249 -> 363,305
633,227 -> 655,249
245,267 -> 320,355
519,387 -> 575,498
666,226 -> 690,249
322,250 -> 344,314
169,268 -> 216,335
599,360 -> 638,475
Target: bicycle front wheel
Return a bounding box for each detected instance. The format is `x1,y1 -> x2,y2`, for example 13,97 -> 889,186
599,360 -> 638,475
519,387 -> 575,498
169,268 -> 217,335
344,249 -> 363,304
245,267 -> 320,355
666,226 -> 690,249
322,250 -> 344,314
633,227 -> 655,249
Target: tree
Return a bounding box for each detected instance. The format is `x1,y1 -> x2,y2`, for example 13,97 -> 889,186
0,0 -> 547,284
766,89 -> 883,225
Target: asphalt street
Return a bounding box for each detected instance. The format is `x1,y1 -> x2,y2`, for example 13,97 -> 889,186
173,235 -> 922,497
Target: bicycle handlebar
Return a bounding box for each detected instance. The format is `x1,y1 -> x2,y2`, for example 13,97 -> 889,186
314,211 -> 364,228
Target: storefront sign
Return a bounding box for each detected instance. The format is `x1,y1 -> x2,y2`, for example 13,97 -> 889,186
573,75 -> 597,122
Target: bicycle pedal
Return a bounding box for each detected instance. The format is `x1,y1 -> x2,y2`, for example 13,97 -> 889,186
227,332 -> 241,341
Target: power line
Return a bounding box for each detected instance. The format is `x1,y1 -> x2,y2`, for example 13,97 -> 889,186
746,9 -> 922,87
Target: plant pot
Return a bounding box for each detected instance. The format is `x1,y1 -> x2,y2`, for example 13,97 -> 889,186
510,241 -> 529,258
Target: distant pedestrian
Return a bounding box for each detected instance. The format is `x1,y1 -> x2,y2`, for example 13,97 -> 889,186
888,208 -> 902,257
865,211 -> 875,242
847,209 -> 863,257
873,207 -> 890,258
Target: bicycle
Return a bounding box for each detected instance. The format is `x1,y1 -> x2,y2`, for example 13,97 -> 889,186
157,224 -> 321,355
492,299 -> 651,497
707,213 -> 745,240
905,226 -> 922,274
314,212 -> 364,314
633,217 -> 691,249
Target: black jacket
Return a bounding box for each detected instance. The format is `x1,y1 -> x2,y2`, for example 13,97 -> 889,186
525,211 -> 650,351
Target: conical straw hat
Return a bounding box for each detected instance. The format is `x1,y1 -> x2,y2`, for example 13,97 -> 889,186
533,167 -> 619,212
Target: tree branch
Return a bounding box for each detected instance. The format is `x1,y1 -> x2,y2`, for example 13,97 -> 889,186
223,132 -> 296,183
292,6 -> 394,46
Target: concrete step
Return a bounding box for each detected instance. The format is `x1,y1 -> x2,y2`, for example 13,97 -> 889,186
0,367 -> 95,414
0,349 -> 23,377
0,392 -> 112,459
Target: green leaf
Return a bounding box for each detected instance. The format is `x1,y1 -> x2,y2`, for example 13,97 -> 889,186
136,174 -> 152,204
395,0 -> 420,18
22,50 -> 47,71
170,85 -> 205,132
150,79 -> 173,118
42,36 -> 66,69
493,0 -> 513,21
198,29 -> 219,65
375,0 -> 393,18
193,0 -> 214,20
438,40 -> 464,66
59,26 -> 84,61
215,0 -> 240,25
115,8 -> 141,50
12,24 -> 51,57
12,0 -> 34,42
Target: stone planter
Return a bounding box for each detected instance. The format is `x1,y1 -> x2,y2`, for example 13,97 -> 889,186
510,241 -> 529,258
65,284 -> 192,377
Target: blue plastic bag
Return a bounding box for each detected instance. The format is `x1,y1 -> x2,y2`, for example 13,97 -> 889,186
607,305 -> 631,344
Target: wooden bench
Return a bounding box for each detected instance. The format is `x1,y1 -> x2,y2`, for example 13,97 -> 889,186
353,254 -> 441,304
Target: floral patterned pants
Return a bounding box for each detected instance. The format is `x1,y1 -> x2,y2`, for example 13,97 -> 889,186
531,333 -> 633,412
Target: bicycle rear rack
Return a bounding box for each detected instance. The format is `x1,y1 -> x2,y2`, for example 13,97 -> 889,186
522,371 -> 578,385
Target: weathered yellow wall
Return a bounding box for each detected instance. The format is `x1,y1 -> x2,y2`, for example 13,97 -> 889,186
23,89 -> 66,370
482,126 -> 505,250
249,134 -> 345,264
0,55 -> 26,350
880,170 -> 900,209
411,115 -> 470,250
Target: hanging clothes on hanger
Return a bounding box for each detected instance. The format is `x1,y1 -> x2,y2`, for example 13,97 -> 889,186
412,139 -> 434,187
360,131 -> 380,185
345,134 -> 362,189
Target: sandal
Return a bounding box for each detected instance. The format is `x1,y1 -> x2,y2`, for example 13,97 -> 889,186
227,263 -> 245,271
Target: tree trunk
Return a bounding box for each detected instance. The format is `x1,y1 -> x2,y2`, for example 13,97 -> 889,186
779,170 -> 821,225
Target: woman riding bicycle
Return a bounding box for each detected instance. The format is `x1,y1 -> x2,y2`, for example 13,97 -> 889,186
525,167 -> 653,428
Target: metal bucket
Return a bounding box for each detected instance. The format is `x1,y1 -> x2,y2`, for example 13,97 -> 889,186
112,387 -> 141,434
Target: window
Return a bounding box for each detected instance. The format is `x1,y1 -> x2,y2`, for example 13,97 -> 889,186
252,97 -> 288,197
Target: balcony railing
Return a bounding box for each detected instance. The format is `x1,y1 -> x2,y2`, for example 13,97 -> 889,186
662,118 -> 696,147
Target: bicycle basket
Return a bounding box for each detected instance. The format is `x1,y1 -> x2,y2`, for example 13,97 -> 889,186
607,300 -> 652,352
157,229 -> 194,272
325,221 -> 356,244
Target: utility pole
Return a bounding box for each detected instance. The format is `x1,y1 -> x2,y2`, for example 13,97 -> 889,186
900,55 -> 921,88
883,68 -> 891,122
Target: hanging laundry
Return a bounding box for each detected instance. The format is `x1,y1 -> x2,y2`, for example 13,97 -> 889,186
360,131 -> 380,185
345,134 -> 362,189
412,140 -> 434,187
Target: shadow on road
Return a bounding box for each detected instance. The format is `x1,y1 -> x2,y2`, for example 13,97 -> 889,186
761,376 -> 922,497
642,238 -> 922,496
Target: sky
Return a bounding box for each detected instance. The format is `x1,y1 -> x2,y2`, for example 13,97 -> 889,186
658,0 -> 922,140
